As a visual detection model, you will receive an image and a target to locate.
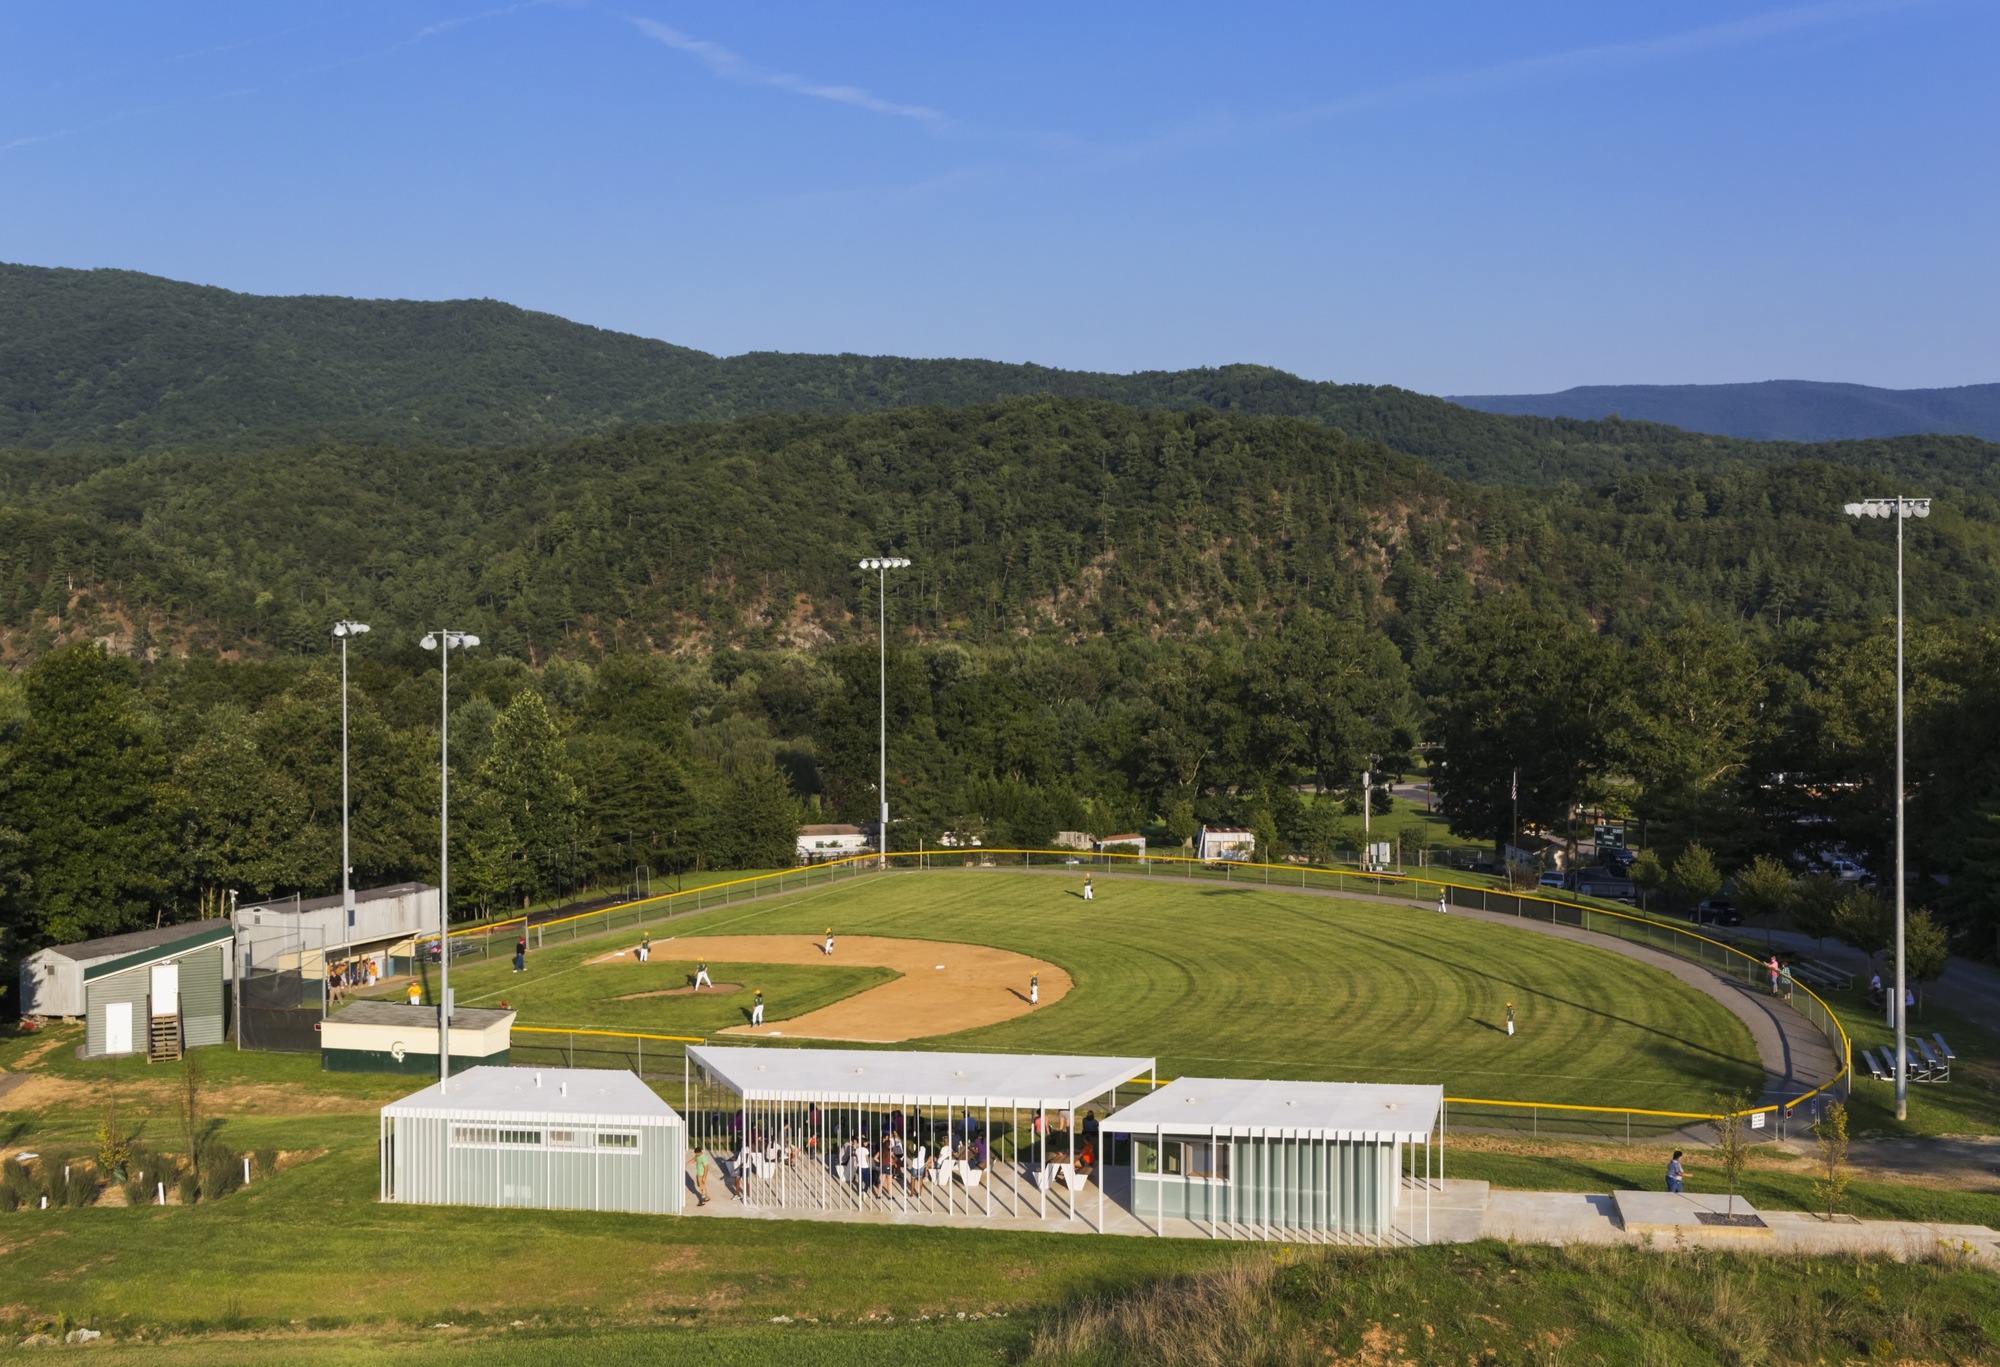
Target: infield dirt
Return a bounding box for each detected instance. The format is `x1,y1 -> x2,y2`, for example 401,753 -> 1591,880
588,933 -> 1068,1042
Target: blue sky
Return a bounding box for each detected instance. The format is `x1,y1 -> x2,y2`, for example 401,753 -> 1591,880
2,1 -> 1995,392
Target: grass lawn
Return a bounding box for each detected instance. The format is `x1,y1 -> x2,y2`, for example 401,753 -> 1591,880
1817,988 -> 2000,1138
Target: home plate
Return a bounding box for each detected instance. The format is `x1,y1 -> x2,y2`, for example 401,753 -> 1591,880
935,964 -> 945,970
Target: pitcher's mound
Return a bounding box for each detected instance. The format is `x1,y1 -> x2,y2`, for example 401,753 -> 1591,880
616,983 -> 743,1001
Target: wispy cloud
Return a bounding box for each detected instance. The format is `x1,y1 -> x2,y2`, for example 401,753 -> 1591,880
629,17 -> 950,128
414,0 -> 569,46
1279,0 -> 1928,132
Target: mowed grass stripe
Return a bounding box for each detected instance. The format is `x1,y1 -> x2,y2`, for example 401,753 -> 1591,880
469,872 -> 1760,1112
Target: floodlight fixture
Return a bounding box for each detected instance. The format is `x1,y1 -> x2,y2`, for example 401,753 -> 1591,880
1843,499 -> 1930,519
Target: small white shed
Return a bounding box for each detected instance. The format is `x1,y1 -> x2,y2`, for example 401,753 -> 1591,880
380,1066 -> 685,1214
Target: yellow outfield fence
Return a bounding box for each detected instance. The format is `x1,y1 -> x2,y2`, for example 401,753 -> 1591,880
441,847 -> 1850,1143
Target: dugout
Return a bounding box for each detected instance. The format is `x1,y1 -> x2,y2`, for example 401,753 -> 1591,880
19,920 -> 234,1060
379,1066 -> 684,1213
321,1001 -> 515,1075
1100,1077 -> 1442,1242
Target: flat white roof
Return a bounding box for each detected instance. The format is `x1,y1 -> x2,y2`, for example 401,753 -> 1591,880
382,1066 -> 680,1125
1100,1077 -> 1441,1143
688,1046 -> 1154,1111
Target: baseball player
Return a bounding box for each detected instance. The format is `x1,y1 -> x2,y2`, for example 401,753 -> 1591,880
824,927 -> 835,956
1082,875 -> 1093,901
1505,1002 -> 1515,1037
694,960 -> 712,991
1437,890 -> 1448,915
1029,972 -> 1039,1007
751,989 -> 765,1026
638,931 -> 651,963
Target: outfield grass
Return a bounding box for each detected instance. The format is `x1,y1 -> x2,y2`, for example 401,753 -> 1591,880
380,955 -> 896,1037
476,870 -> 1763,1112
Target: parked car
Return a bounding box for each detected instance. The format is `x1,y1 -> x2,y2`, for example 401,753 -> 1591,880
1537,871 -> 1567,889
1691,898 -> 1743,927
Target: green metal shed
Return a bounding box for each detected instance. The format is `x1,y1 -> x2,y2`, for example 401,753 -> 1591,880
79,920 -> 234,1060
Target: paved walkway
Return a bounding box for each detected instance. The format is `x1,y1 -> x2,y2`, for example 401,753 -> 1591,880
681,1165 -> 1999,1264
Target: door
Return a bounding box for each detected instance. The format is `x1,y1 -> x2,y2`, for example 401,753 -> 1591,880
105,1001 -> 133,1054
151,963 -> 180,1017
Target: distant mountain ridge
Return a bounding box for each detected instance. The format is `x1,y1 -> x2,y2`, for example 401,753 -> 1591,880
3,263 -> 1997,491
1448,380 -> 2000,443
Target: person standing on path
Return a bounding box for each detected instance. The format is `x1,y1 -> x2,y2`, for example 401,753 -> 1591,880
1083,875 -> 1093,901
1437,890 -> 1448,915
1778,962 -> 1795,1002
689,1149 -> 713,1206
1767,955 -> 1782,995
751,989 -> 765,1026
1030,972 -> 1040,1007
694,960 -> 712,991
1505,1002 -> 1515,1036
1666,1150 -> 1686,1194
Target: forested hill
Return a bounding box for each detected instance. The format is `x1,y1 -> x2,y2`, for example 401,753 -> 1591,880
4,397 -> 1998,666
7,263 -> 1997,489
1451,380 -> 2000,443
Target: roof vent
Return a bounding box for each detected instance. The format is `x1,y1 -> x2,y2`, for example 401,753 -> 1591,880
853,1067 -> 866,1075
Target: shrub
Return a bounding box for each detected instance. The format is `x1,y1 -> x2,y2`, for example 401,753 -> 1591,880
177,1172 -> 201,1206
60,1162 -> 98,1209
198,1140 -> 243,1201
254,1148 -> 278,1179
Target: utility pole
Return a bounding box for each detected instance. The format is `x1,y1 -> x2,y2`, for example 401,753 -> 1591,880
1845,497 -> 1931,1121
858,557 -> 911,866
420,629 -> 480,1087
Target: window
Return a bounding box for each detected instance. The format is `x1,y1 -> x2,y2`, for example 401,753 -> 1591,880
597,1131 -> 639,1150
450,1126 -> 543,1148
1135,1137 -> 1230,1180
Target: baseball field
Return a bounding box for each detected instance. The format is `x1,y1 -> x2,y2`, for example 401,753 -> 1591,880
5,870 -> 1997,1364
443,869 -> 1765,1112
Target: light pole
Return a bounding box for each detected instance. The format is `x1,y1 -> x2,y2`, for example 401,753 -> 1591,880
331,621 -> 370,929
419,629 -> 480,1086
857,556 -> 911,865
1844,496 -> 1930,1121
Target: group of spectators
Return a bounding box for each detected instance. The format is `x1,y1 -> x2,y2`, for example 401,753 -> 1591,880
685,1106 -> 1106,1206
